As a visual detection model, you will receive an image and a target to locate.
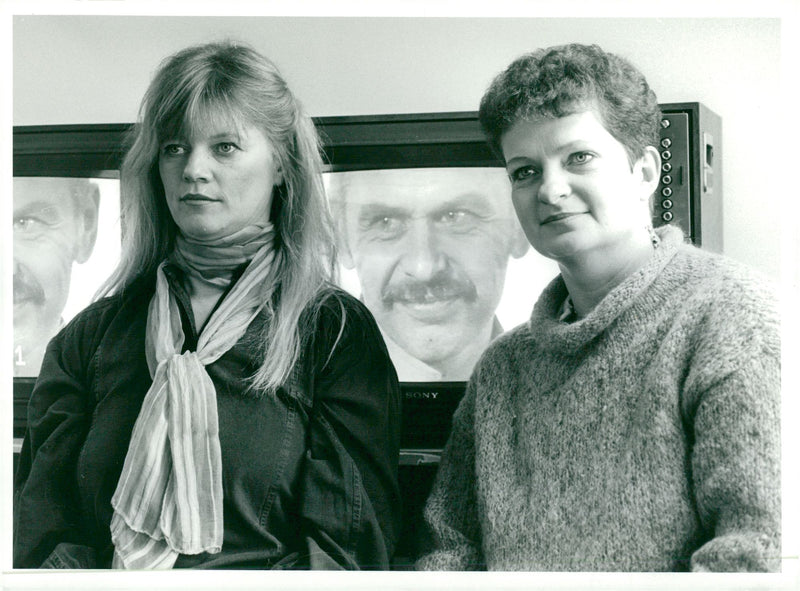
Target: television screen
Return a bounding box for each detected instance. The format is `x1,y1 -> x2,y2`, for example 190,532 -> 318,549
325,167 -> 558,383
12,176 -> 121,377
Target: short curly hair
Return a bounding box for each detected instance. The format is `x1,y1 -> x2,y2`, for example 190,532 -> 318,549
479,44 -> 661,165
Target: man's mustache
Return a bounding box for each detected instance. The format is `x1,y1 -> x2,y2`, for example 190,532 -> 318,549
13,263 -> 46,305
381,273 -> 477,308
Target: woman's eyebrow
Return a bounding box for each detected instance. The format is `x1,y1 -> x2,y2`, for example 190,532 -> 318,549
207,131 -> 242,142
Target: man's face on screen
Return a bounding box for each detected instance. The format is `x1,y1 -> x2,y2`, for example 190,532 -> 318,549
13,177 -> 98,375
333,168 -> 527,379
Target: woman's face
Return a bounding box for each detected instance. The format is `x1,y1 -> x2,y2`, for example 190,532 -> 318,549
158,118 -> 282,241
500,110 -> 658,265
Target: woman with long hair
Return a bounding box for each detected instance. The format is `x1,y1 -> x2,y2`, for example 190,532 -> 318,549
14,40 -> 401,570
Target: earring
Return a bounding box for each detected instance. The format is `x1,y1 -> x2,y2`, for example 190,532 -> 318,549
646,224 -> 660,249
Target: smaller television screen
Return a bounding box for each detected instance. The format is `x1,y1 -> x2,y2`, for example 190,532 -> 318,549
12,176 -> 121,377
325,167 -> 559,383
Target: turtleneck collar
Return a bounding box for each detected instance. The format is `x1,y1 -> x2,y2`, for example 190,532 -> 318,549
171,223 -> 276,288
529,225 -> 685,354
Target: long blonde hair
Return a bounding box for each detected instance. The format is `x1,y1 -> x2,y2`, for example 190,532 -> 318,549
98,40 -> 339,393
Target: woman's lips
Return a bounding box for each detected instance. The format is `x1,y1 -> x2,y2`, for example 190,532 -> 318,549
541,211 -> 584,225
180,193 -> 217,202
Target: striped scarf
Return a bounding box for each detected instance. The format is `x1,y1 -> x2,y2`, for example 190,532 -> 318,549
110,225 -> 277,569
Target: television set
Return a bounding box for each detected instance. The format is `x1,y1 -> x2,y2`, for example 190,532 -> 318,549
13,105 -> 720,452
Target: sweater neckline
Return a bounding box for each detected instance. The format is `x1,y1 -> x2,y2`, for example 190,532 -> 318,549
529,226 -> 684,353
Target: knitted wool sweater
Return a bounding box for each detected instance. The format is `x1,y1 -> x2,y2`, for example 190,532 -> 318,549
416,227 -> 781,572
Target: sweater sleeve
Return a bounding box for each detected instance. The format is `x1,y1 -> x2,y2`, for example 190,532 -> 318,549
415,377 -> 484,570
14,309 -> 106,568
683,282 -> 781,572
296,294 -> 402,570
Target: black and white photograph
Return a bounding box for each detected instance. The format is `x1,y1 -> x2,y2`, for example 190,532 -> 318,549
2,2 -> 797,591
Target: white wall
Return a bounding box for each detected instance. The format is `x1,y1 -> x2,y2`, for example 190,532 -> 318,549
11,14 -> 786,280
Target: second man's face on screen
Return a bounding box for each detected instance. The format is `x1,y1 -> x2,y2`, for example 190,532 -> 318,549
332,168 -> 528,381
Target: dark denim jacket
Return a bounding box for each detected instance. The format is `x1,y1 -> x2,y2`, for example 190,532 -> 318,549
14,269 -> 402,569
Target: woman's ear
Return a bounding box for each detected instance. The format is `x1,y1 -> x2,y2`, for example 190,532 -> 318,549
637,146 -> 661,202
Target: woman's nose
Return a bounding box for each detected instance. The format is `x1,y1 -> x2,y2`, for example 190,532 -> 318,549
182,149 -> 212,183
537,167 -> 570,204
400,220 -> 447,281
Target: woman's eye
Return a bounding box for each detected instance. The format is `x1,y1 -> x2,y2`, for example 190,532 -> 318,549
216,143 -> 237,155
510,166 -> 537,182
570,152 -> 594,165
162,144 -> 185,156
